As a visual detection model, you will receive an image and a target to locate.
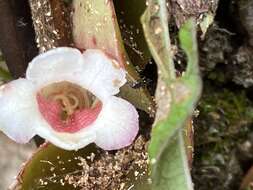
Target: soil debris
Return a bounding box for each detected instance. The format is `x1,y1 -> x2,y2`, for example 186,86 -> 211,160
34,136 -> 149,190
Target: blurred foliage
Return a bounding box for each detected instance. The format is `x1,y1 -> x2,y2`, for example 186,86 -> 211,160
0,52 -> 12,81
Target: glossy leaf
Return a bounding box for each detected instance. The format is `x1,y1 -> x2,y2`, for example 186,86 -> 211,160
11,141 -> 151,190
72,0 -> 155,114
113,0 -> 151,70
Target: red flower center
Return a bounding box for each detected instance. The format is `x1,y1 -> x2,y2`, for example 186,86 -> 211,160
36,82 -> 102,133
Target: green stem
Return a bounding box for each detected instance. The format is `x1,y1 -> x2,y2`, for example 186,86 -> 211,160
141,0 -> 176,83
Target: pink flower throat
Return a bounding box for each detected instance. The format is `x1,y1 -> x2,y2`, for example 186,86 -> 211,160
37,94 -> 102,133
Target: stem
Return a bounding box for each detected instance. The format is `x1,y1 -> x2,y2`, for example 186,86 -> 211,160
141,0 -> 176,83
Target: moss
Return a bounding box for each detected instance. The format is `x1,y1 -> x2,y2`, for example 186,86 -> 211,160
192,81 -> 253,190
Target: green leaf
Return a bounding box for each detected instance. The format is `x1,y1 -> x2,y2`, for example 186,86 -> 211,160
141,0 -> 202,189
72,0 -> 155,114
13,141 -> 151,190
113,0 -> 151,70
152,132 -> 193,189
0,67 -> 12,81
0,54 -> 12,81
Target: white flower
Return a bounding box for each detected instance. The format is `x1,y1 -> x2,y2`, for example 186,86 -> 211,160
0,47 -> 139,150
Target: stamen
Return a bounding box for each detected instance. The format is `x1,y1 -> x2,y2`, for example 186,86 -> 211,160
66,93 -> 79,110
53,94 -> 68,105
82,91 -> 91,108
91,98 -> 100,108
53,94 -> 75,115
38,81 -> 102,127
37,94 -> 102,133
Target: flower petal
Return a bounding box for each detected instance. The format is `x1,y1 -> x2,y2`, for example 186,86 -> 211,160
94,96 -> 139,150
81,49 -> 126,99
35,123 -> 97,150
35,96 -> 138,151
26,48 -> 126,100
26,47 -> 84,87
0,79 -> 38,143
